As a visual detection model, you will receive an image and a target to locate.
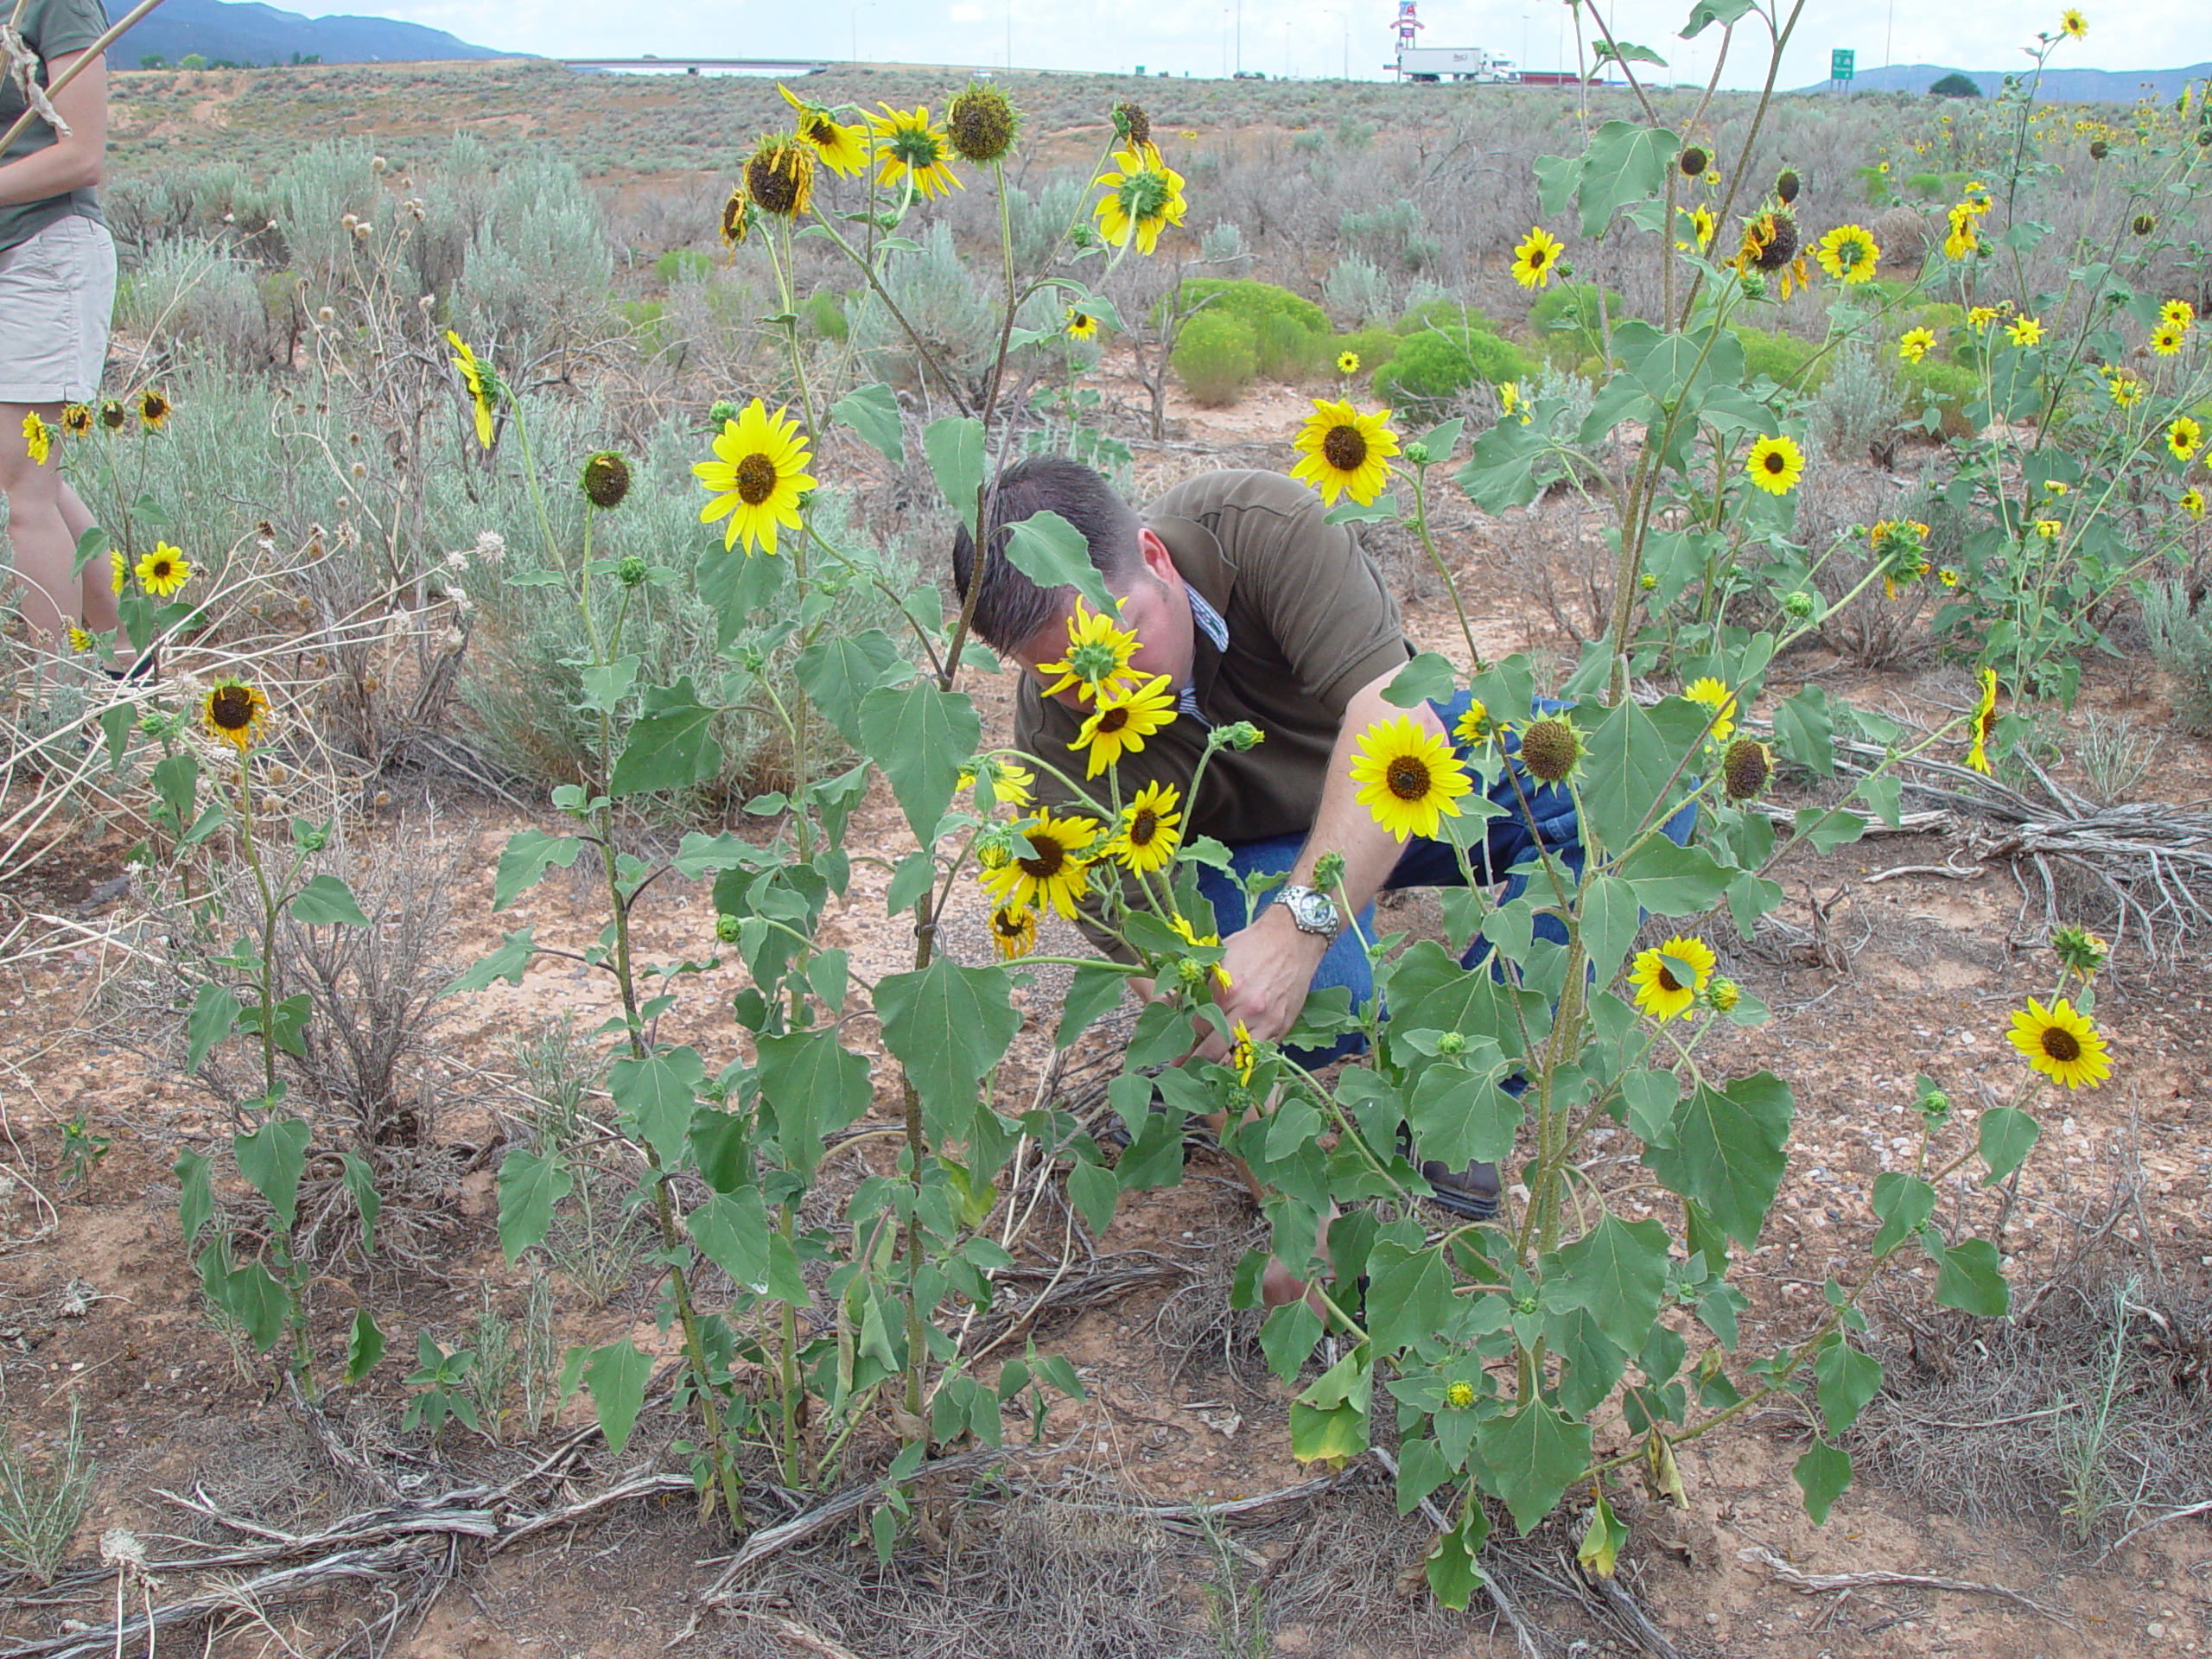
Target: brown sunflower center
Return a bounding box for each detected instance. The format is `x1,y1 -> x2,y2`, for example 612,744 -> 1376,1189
1655,963 -> 1684,993
994,910 -> 1027,937
2040,1025 -> 2082,1064
805,117 -> 838,145
1528,244 -> 1550,269
1386,755 -> 1431,801
1762,449 -> 1787,474
208,686 -> 256,733
149,559 -> 174,580
1019,837 -> 1065,879
1128,808 -> 1158,844
1322,424 -> 1368,473
734,453 -> 779,505
1096,707 -> 1129,735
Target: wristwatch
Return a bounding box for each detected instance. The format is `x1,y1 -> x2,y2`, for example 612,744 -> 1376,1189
1277,884 -> 1343,941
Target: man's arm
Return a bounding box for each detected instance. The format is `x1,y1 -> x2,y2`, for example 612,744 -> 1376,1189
0,53 -> 107,208
1204,664 -> 1446,1052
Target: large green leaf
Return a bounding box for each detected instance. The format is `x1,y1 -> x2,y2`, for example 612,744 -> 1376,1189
1407,1065 -> 1524,1166
754,1029 -> 872,1176
610,677 -> 724,797
795,629 -> 900,747
1869,1170 -> 1936,1255
1574,121 -> 1681,238
449,927 -> 537,993
1773,685 -> 1835,777
185,982 -> 239,1073
1616,839 -> 1733,918
1055,963 -> 1129,1049
833,381 -> 904,463
1364,1240 -> 1453,1357
496,1145 -> 571,1262
1929,1233 -> 2010,1317
581,1338 -> 653,1455
1681,0 -> 1755,37
1977,1107 -> 2039,1187
493,829 -> 583,913
1476,1400 -> 1592,1535
923,415 -> 986,527
1642,1071 -> 1792,1248
1815,1338 -> 1883,1433
607,1046 -> 706,1171
1580,696 -> 1709,856
1793,1439 -> 1853,1524
234,1116 -> 310,1230
1453,411 -> 1551,514
690,1186 -> 772,1293
1546,1214 -> 1670,1354
1004,509 -> 1116,616
175,1147 -> 213,1244
289,874 -> 370,926
876,957 -> 1021,1141
1579,875 -> 1640,988
857,681 -> 980,841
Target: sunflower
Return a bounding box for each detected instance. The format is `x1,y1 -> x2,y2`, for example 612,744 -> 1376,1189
944,83 -> 1018,165
2007,996 -> 2109,1089
2160,298 -> 2195,330
1065,307 -> 1100,341
446,332 -> 497,448
1939,566 -> 1961,586
1815,224 -> 1880,283
958,758 -> 1035,809
742,134 -> 816,219
1289,398 -> 1399,506
987,810 -> 1100,918
694,398 -> 817,556
60,403 -> 92,437
1675,203 -> 1715,252
98,398 -> 125,431
1628,935 -> 1716,1023
1169,913 -> 1233,992
2168,415 -> 2203,461
2008,315 -> 2044,346
2152,321 -> 2185,356
1036,598 -> 1139,702
1452,697 -> 1494,747
137,387 -> 172,429
719,187 -> 753,248
1337,350 -> 1361,375
1511,226 -> 1565,289
1499,381 -> 1529,423
1230,1020 -> 1256,1087
1109,780 -> 1183,874
868,104 -> 963,200
20,411 -> 48,466
1745,434 -> 1805,496
988,903 -> 1039,961
1942,205 -> 1980,260
1349,715 -> 1473,842
109,550 -> 127,594
66,623 -> 92,652
1721,738 -> 1772,801
1897,326 -> 1935,364
1682,676 -> 1736,743
1968,305 -> 1998,329
1071,672 -> 1178,777
2183,488 -> 2206,520
1092,143 -> 1186,255
2108,372 -> 2145,408
1966,665 -> 1999,775
135,543 -> 193,597
779,84 -> 868,175
201,678 -> 270,752
2058,8 -> 2087,39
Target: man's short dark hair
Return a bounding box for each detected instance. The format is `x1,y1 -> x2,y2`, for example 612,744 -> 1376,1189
949,455 -> 1144,652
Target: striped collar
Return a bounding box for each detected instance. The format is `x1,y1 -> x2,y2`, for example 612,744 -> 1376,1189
1179,588 -> 1229,723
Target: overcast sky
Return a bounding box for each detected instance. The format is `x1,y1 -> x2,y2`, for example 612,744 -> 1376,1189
353,0 -> 2202,90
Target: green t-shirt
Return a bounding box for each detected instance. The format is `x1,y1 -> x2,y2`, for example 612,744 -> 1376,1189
0,0 -> 110,255
1014,468 -> 1413,952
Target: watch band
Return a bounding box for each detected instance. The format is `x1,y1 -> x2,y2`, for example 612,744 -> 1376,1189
1279,883 -> 1343,940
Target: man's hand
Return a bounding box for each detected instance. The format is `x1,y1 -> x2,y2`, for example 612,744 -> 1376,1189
1199,903 -> 1331,1059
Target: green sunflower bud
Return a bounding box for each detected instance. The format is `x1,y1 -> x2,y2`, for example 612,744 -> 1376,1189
617,555 -> 648,588
2133,212 -> 2157,236
1783,590 -> 1818,620
946,84 -> 1018,164
715,912 -> 743,943
1402,440 -> 1433,466
1111,101 -> 1153,150
709,398 -> 740,425
1444,1379 -> 1476,1409
1435,1031 -> 1466,1056
1639,572 -> 1658,591
1312,850 -> 1346,890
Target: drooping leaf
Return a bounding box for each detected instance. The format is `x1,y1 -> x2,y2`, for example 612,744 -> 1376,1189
607,1046 -> 707,1172
1929,1233 -> 2010,1317
1792,1439 -> 1853,1524
1477,1400 -> 1592,1535
833,380 -> 904,463
234,1116 -> 311,1230
1577,1487 -> 1627,1578
1642,1072 -> 1792,1248
875,957 -> 1021,1141
689,1186 -> 772,1293
185,982 -> 240,1073
1681,0 -> 1755,37
610,677 -> 724,797
1066,1159 -> 1118,1235
344,1307 -> 385,1382
1580,875 -> 1640,989
449,927 -> 537,993
339,1151 -> 380,1254
1773,684 -> 1835,777
175,1147 -> 213,1244
581,1338 -> 653,1455
1055,963 -> 1129,1049
1003,509 -> 1116,617
493,829 -> 583,913
1424,1503 -> 1491,1609
923,415 -> 986,527
1814,1338 -> 1883,1434
1976,1107 -> 2039,1187
1383,652 -> 1459,710
856,680 -> 980,841
289,874 -> 371,927
496,1145 -> 572,1262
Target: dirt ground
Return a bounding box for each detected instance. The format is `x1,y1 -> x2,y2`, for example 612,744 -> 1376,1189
5,359 -> 2212,1658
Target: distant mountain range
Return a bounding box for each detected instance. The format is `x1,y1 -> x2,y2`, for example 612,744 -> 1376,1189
1805,60 -> 2211,101
110,0 -> 513,67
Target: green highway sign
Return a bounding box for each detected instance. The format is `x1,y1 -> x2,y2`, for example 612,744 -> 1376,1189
1831,48 -> 1855,80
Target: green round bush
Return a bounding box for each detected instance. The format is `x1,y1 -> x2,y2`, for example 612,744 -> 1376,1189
1173,311 -> 1259,406
1374,327 -> 1537,410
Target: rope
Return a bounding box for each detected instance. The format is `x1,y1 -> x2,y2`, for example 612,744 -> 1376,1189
0,14 -> 73,141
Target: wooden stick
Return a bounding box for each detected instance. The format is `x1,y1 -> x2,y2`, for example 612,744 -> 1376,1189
1735,1543 -> 2079,1628
0,0 -> 168,155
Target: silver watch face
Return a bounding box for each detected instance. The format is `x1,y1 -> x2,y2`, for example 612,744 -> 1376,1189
1286,887 -> 1338,934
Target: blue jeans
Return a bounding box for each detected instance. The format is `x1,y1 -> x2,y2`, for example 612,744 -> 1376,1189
1195,691 -> 1696,1065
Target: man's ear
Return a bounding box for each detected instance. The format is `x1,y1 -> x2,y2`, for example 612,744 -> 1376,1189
1135,527 -> 1181,590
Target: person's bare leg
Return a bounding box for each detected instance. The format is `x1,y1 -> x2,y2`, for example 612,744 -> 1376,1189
58,479 -> 115,639
0,401 -> 77,650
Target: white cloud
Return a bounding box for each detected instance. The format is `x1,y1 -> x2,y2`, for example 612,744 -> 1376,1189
315,0 -> 2207,89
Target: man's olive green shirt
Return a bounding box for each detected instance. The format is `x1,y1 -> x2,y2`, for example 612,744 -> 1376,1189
1013,468 -> 1412,873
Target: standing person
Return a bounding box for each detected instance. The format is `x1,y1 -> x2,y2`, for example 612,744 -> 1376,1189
0,0 -> 117,658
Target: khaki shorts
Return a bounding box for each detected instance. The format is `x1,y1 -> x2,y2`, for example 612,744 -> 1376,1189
0,215 -> 117,405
